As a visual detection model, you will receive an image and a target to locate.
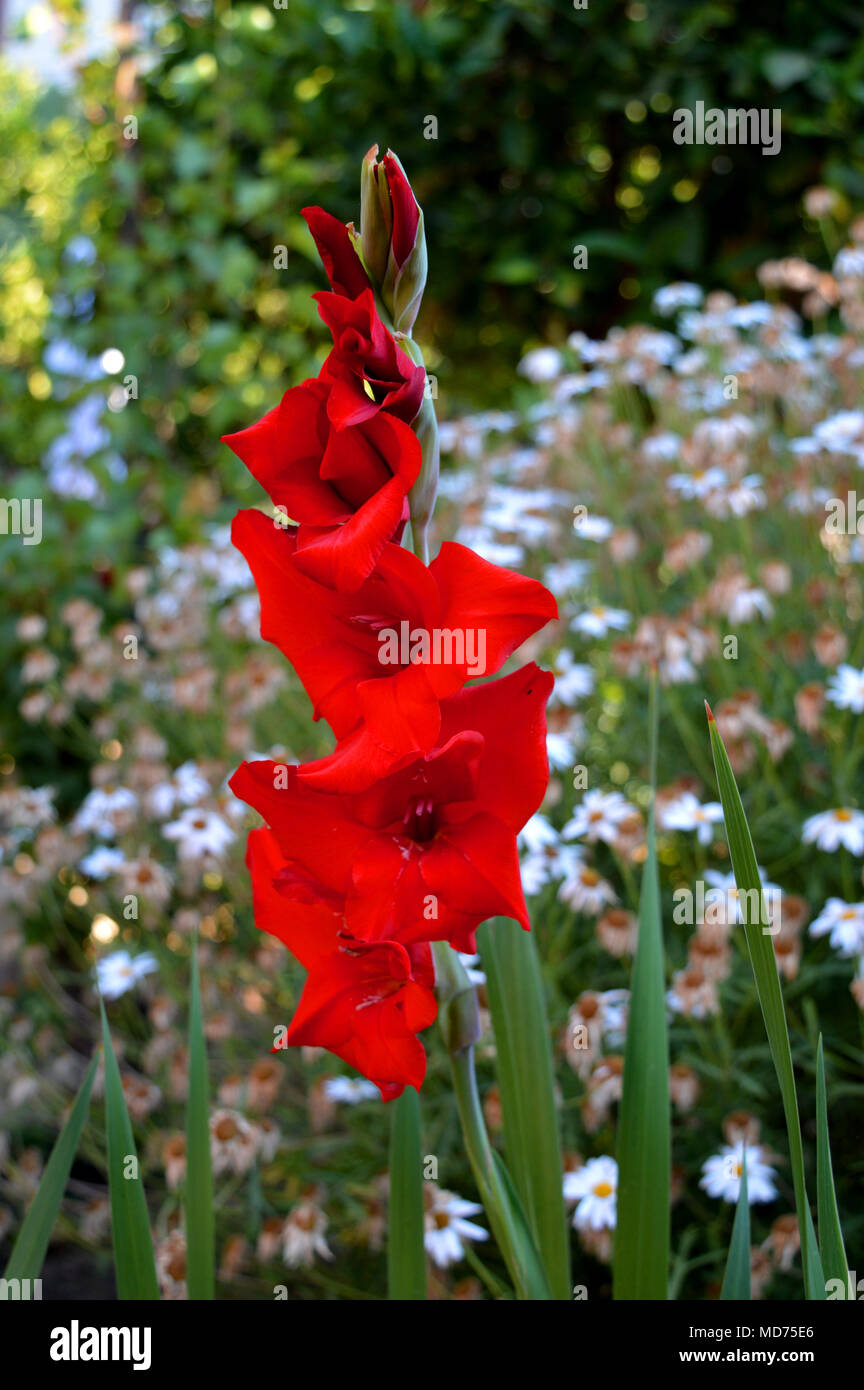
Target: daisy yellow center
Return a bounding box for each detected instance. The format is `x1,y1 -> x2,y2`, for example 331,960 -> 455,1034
835,810 -> 852,821
593,1181 -> 613,1198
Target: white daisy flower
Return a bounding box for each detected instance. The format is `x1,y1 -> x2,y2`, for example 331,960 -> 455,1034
551,650 -> 594,706
282,1201 -> 333,1268
521,841 -> 583,896
518,346 -> 564,382
423,1188 -> 488,1268
163,808 -> 236,860
809,899 -> 864,957
660,793 -> 724,846
547,730 -> 577,770
570,605 -> 631,638
802,808 -> 864,855
727,586 -> 773,624
516,815 -> 555,856
700,1143 -> 777,1204
833,247 -> 864,279
667,467 -> 728,499
563,789 -> 636,845
96,949 -> 158,1000
72,786 -> 138,840
558,863 -> 618,915
563,1156 -> 618,1230
702,868 -> 781,927
721,474 -> 766,517
147,761 -> 211,819
79,846 -> 126,880
826,664 -> 864,713
543,558 -> 592,597
322,1077 -> 379,1104
653,282 -> 703,315
572,513 -> 614,542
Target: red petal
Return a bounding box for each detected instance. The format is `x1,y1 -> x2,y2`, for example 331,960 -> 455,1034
430,542 -> 558,678
438,664 -> 553,830
293,475 -> 409,592
230,761 -> 370,891
421,812 -> 530,934
231,510 -> 383,735
222,381 -> 342,518
246,828 -> 342,968
301,207 -> 371,299
382,153 -> 420,267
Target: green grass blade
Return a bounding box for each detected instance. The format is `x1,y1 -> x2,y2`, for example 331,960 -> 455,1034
614,676 -> 670,1300
706,706 -> 819,1298
4,1051 -> 98,1282
815,1035 -> 848,1295
185,931 -> 214,1299
100,1000 -> 159,1300
720,1151 -> 751,1300
387,1087 -> 426,1300
804,1205 -> 826,1300
477,918 -> 571,1300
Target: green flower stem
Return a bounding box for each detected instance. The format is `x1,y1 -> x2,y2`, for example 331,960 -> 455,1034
433,942 -> 552,1300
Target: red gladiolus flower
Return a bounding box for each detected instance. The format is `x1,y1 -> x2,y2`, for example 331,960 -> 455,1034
229,152 -> 557,1098
300,206 -> 370,300
232,511 -> 558,790
222,378 -> 421,592
247,827 -> 436,1100
315,288 -> 425,429
230,664 -> 553,955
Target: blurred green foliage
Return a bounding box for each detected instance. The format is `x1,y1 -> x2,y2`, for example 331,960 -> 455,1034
3,0 -> 864,462
0,0 -> 862,788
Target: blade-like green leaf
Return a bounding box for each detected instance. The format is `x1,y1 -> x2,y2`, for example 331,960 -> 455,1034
815,1035 -> 848,1295
706,708 -> 821,1299
4,1051 -> 98,1282
185,932 -> 214,1299
720,1150 -> 751,1300
615,678 -> 670,1300
489,1147 -> 556,1292
804,1205 -> 826,1301
477,918 -> 571,1300
100,1000 -> 159,1300
387,1087 -> 426,1300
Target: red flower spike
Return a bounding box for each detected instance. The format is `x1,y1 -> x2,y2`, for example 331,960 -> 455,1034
227,164 -> 558,1096
248,828 -> 436,1100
